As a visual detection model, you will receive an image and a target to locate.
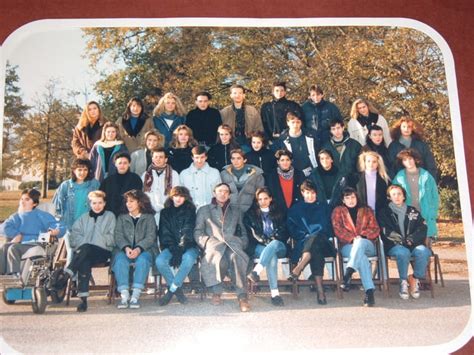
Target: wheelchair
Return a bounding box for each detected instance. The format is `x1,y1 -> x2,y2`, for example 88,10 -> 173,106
0,235 -> 66,314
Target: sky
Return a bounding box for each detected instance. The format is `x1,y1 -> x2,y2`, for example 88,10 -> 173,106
4,27 -> 100,108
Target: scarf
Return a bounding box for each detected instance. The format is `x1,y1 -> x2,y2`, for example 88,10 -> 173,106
357,112 -> 379,128
389,202 -> 408,238
277,166 -> 294,180
144,163 -> 173,194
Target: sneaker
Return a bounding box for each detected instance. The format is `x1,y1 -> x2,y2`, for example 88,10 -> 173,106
399,280 -> 409,300
117,298 -> 129,309
363,289 -> 375,307
129,298 -> 140,309
247,271 -> 260,283
408,274 -> 420,299
175,288 -> 188,304
271,295 -> 284,307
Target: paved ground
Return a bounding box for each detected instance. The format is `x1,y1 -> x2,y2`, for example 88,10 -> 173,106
0,244 -> 472,354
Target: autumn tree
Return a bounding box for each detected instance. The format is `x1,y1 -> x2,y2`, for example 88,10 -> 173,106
83,26 -> 454,185
2,62 -> 30,178
12,80 -> 79,197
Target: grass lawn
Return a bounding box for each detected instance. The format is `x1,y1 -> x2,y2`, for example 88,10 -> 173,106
0,190 -> 467,242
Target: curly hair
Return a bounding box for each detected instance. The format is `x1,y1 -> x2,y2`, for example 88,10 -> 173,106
152,92 -> 186,117
390,116 -> 424,141
122,189 -> 155,215
71,158 -> 94,181
100,121 -> 122,142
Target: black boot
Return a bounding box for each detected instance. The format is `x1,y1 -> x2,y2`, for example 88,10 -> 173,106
341,267 -> 355,292
175,288 -> 188,304
76,297 -> 88,312
364,289 -> 375,307
159,288 -> 174,306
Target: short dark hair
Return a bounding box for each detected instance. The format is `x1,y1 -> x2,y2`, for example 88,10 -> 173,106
22,188 -> 41,207
248,131 -> 267,146
300,179 -> 317,193
191,145 -> 208,156
286,110 -> 302,122
342,186 -> 358,198
214,182 -> 231,192
275,149 -> 293,160
114,152 -> 131,163
195,91 -> 212,100
309,85 -> 324,95
230,84 -> 246,93
273,81 -> 286,90
151,147 -> 168,158
71,158 -> 93,181
329,118 -> 345,128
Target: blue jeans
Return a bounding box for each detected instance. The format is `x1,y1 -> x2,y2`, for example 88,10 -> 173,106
341,238 -> 376,291
112,251 -> 152,292
254,240 -> 287,290
387,244 -> 431,280
155,248 -> 199,288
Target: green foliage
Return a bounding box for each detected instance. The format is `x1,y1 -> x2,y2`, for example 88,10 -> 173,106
438,187 -> 462,220
83,26 -> 455,185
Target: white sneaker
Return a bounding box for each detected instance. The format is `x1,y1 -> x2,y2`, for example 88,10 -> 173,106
129,298 -> 140,309
399,280 -> 409,300
408,275 -> 420,299
117,297 -> 129,309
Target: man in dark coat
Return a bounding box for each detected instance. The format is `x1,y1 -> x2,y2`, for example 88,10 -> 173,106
186,91 -> 222,147
261,82 -> 304,141
99,152 -> 143,216
302,85 -> 343,146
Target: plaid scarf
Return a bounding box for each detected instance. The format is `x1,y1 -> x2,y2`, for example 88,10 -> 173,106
144,163 -> 173,194
277,166 -> 295,181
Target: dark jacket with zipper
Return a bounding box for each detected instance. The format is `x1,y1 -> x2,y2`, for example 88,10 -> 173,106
207,142 -> 239,171
378,205 -> 427,253
245,148 -> 277,179
158,201 -> 197,253
243,207 -> 290,258
261,97 -> 304,139
355,172 -> 389,217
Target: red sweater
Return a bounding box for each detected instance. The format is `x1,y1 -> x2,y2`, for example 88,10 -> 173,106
279,176 -> 293,209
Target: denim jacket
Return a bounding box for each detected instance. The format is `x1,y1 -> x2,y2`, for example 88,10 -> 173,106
52,178 -> 100,230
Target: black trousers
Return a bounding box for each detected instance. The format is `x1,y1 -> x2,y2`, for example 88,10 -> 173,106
67,244 -> 111,297
303,237 -> 336,277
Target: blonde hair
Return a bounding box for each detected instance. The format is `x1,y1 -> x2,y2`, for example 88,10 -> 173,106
358,151 -> 390,183
143,129 -> 165,147
100,122 -> 122,142
88,190 -> 106,201
152,92 -> 186,117
77,101 -> 104,129
350,98 -> 379,120
169,125 -> 198,149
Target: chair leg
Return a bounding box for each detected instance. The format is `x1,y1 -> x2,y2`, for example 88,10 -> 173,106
65,278 -> 72,306
107,272 -> 115,305
434,254 -> 445,287
154,275 -> 158,301
334,260 -> 342,300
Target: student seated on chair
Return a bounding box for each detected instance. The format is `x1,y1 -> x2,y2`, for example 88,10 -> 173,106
378,184 -> 431,300
287,179 -> 336,305
331,187 -> 380,307
0,188 -> 64,275
112,190 -> 157,309
194,183 -> 251,312
244,187 -> 289,306
156,186 -> 199,306
62,190 -> 116,312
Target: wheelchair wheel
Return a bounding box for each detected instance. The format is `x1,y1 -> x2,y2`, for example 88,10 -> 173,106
2,292 -> 15,305
32,287 -> 47,314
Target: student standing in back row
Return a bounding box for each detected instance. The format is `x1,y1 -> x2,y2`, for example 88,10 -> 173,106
186,91 -> 222,148
220,84 -> 263,152
261,82 -> 303,141
152,92 -> 186,148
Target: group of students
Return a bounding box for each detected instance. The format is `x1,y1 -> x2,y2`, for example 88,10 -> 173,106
0,81 -> 440,313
